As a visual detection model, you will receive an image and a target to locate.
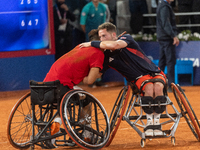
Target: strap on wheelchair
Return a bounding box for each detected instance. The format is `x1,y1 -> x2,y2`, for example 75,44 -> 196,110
144,125 -> 161,131
154,96 -> 167,113
141,96 -> 154,114
140,74 -> 168,95
126,73 -> 167,95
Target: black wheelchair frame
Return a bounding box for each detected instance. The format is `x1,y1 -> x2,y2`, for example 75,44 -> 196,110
7,80 -> 110,150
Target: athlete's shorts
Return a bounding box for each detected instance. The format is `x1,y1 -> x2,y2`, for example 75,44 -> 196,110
135,71 -> 166,92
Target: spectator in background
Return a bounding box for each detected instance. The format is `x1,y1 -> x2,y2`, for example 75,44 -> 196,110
178,0 -> 194,32
192,0 -> 200,33
80,0 -> 107,41
108,0 -> 117,25
65,0 -> 89,48
99,0 -> 111,22
129,0 -> 151,34
149,0 -> 158,31
156,0 -> 179,92
170,0 -> 177,10
151,0 -> 158,13
53,0 -> 76,60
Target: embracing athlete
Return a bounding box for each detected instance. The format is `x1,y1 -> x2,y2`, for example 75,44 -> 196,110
80,22 -> 167,137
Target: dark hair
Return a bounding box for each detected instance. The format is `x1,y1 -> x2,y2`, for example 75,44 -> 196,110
88,29 -> 100,41
98,22 -> 117,33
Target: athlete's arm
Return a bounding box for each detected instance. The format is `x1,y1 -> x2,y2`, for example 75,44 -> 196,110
79,40 -> 128,50
100,40 -> 127,50
82,67 -> 101,85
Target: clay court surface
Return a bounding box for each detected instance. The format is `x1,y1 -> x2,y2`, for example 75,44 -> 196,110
1,82 -> 200,150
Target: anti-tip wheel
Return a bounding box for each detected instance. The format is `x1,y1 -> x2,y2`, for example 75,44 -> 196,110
171,137 -> 175,146
140,139 -> 146,148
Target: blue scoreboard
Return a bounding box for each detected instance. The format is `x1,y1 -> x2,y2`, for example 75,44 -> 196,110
0,0 -> 54,55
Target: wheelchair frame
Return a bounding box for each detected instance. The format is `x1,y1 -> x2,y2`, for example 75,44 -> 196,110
106,82 -> 200,147
7,80 -> 110,150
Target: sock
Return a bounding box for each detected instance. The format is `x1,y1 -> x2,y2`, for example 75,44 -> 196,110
54,117 -> 62,125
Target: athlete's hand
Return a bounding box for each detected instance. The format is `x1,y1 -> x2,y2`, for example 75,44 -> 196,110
79,42 -> 91,48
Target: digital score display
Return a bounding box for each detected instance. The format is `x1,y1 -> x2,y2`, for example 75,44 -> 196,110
0,0 -> 50,52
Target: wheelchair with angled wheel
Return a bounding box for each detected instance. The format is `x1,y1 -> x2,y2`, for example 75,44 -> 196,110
106,79 -> 200,147
7,80 -> 110,150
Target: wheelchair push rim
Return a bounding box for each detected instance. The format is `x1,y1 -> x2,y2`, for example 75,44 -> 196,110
60,89 -> 110,149
171,83 -> 200,141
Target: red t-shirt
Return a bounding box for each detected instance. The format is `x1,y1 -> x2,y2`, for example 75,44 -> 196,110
43,45 -> 104,89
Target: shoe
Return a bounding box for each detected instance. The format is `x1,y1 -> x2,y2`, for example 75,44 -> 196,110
78,93 -> 86,100
167,87 -> 172,93
153,123 -> 163,136
154,129 -> 163,136
51,122 -> 60,135
88,83 -> 96,88
145,129 -> 154,136
45,140 -> 56,148
95,81 -> 108,87
82,124 -> 92,142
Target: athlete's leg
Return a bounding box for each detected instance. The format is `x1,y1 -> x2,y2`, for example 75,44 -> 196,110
144,83 -> 154,97
153,95 -> 167,136
154,82 -> 164,97
143,84 -> 154,136
153,82 -> 166,136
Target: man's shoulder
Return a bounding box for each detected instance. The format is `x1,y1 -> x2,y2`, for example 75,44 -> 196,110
119,34 -> 134,41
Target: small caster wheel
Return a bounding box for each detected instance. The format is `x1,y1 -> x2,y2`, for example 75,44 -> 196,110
140,139 -> 146,148
171,137 -> 175,146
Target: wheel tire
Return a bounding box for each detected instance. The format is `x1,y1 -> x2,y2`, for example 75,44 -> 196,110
60,90 -> 110,149
106,85 -> 131,147
172,83 -> 200,141
7,92 -> 32,149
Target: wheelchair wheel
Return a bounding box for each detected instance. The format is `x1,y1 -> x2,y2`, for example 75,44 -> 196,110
106,85 -> 131,147
7,92 -> 32,149
7,92 -> 53,149
60,90 -> 110,150
171,83 -> 200,141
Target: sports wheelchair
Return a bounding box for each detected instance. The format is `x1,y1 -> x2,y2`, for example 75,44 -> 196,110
106,80 -> 200,147
7,80 -> 110,150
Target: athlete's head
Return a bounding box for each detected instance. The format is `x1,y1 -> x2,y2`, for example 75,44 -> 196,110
88,29 -> 100,41
98,22 -> 117,41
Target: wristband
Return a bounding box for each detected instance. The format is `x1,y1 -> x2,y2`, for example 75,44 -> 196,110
91,41 -> 101,48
